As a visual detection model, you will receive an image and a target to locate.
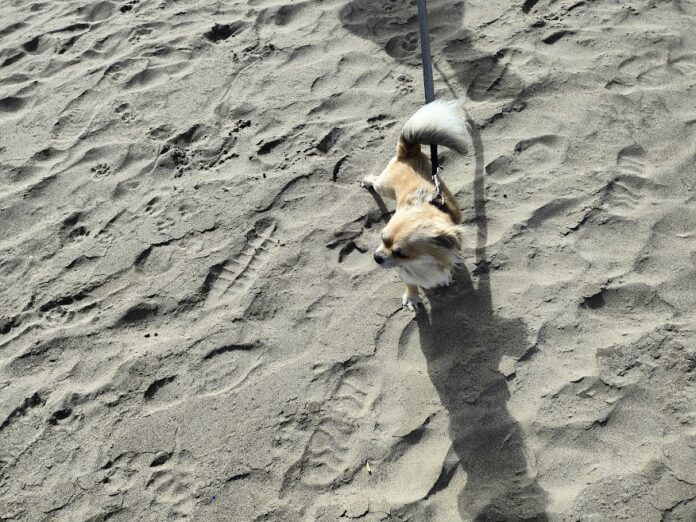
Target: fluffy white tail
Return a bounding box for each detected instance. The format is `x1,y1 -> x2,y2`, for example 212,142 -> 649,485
400,100 -> 469,156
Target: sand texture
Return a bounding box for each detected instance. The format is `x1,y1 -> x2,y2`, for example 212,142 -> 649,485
2,0 -> 696,520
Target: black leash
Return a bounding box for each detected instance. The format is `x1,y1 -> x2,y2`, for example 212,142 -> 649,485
415,0 -> 444,202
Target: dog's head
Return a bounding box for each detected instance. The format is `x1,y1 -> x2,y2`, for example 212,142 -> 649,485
373,203 -> 464,288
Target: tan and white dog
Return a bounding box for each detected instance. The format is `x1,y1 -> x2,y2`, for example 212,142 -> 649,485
362,100 -> 469,310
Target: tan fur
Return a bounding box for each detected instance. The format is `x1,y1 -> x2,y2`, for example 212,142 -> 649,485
368,139 -> 462,223
364,137 -> 466,310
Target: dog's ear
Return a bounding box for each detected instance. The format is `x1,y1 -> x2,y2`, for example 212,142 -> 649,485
433,225 -> 464,250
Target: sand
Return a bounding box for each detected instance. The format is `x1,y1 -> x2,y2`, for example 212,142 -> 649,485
1,0 -> 696,519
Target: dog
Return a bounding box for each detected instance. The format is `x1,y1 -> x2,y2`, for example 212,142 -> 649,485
362,100 -> 469,311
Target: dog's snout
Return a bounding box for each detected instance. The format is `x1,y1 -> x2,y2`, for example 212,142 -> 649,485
373,252 -> 384,264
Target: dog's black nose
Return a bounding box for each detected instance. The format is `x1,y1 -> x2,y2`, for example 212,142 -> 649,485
373,252 -> 384,264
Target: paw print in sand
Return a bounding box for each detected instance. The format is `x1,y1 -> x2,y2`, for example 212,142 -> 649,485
381,0 -> 399,13
128,26 -> 152,44
396,74 -> 415,95
114,102 -> 137,123
91,163 -> 111,180
144,196 -> 165,217
156,216 -> 176,236
385,31 -> 419,60
119,0 -> 140,13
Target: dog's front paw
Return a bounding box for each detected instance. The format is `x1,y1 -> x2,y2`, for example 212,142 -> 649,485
360,175 -> 378,190
402,291 -> 422,312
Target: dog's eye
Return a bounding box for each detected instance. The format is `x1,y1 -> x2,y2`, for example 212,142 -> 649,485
392,249 -> 408,259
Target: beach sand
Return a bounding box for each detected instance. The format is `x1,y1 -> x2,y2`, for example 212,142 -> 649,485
1,0 -> 696,519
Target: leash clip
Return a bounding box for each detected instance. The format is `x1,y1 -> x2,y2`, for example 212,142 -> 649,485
432,166 -> 445,204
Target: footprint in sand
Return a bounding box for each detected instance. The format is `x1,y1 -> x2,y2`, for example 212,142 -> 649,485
628,51 -> 696,88
60,212 -> 90,244
616,144 -> 646,177
636,63 -> 677,86
670,53 -> 696,77
602,144 -> 663,216
155,215 -> 175,236
32,288 -> 101,333
91,162 -> 111,180
331,377 -> 370,418
486,134 -> 566,184
127,25 -> 153,44
119,0 -> 140,14
197,343 -> 262,396
77,1 -> 115,22
282,367 -> 375,490
466,57 -> 510,101
49,82 -> 107,146
445,49 -> 526,101
206,221 -> 276,308
123,61 -> 193,92
38,300 -> 96,330
381,0 -> 399,12
114,102 -> 137,123
146,466 -> 193,517
57,34 -> 82,56
393,73 -> 414,95
143,195 -> 165,217
602,177 -> 644,215
104,59 -> 141,83
40,306 -> 77,329
295,416 -> 355,487
385,31 -> 419,60
142,342 -> 263,412
96,226 -> 118,248
176,203 -> 190,220
51,107 -> 90,145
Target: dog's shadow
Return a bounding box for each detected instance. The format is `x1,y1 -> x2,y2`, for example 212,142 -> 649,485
416,267 -> 549,520
424,125 -> 548,518
417,120 -> 549,518
339,0 -> 525,102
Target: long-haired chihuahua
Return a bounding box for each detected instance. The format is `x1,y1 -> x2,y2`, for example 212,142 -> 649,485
362,100 -> 470,311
